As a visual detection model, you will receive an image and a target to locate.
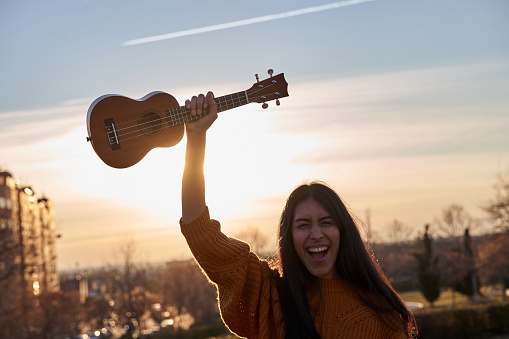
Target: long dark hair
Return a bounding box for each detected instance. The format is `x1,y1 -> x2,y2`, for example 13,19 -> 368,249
276,181 -> 416,338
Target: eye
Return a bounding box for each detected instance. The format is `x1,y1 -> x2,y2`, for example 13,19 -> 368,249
321,219 -> 335,227
296,223 -> 310,229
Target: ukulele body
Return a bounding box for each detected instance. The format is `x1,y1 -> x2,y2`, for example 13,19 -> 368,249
87,91 -> 184,169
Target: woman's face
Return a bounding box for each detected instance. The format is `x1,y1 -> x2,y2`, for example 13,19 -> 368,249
291,198 -> 340,280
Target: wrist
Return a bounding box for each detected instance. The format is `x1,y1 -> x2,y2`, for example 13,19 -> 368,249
186,131 -> 206,145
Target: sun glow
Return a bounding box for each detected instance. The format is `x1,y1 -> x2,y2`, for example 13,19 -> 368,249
204,103 -> 323,221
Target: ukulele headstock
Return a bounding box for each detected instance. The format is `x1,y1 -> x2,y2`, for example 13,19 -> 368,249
246,69 -> 289,108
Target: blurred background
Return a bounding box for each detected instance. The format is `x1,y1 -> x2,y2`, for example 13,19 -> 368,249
1,0 -> 508,338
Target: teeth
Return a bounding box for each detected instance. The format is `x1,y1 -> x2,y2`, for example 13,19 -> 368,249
309,246 -> 328,253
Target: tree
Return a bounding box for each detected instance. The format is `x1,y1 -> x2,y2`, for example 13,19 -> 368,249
106,237 -> 155,336
386,219 -> 414,244
235,225 -> 270,254
413,224 -> 441,307
360,208 -> 380,243
483,172 -> 509,231
0,222 -> 23,338
434,204 -> 475,238
82,293 -> 112,331
373,241 -> 417,292
32,290 -> 81,339
477,231 -> 509,299
454,228 -> 480,303
434,204 -> 481,306
479,171 -> 509,299
158,260 -> 218,334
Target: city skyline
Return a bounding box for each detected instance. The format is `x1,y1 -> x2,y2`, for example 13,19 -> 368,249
1,0 -> 508,269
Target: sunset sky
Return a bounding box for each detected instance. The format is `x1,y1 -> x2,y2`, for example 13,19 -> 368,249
1,0 -> 508,270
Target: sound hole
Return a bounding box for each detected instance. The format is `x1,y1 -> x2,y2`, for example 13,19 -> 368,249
140,112 -> 162,135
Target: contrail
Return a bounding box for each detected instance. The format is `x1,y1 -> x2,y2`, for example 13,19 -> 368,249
122,0 -> 375,46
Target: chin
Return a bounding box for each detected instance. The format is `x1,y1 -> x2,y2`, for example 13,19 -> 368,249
309,267 -> 335,280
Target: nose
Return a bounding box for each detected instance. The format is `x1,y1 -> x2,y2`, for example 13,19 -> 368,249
310,223 -> 324,240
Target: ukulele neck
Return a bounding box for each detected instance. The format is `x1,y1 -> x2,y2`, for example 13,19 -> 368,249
165,90 -> 248,127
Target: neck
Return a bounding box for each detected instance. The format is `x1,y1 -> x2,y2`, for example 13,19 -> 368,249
165,91 -> 249,127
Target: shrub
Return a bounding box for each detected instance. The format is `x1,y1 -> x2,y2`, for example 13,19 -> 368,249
485,303 -> 509,334
414,302 -> 509,339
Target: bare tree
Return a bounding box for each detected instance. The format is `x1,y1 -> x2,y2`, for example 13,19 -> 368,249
483,172 -> 509,231
360,208 -> 380,244
158,260 -> 218,334
107,237 -> 155,336
33,290 -> 81,339
434,204 -> 475,238
434,204 -> 484,307
477,231 -> 509,299
235,225 -> 270,254
385,219 -> 414,244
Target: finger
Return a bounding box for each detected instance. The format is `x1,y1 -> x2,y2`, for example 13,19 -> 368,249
206,91 -> 216,109
185,99 -> 191,111
206,91 -> 217,117
196,94 -> 205,115
190,95 -> 198,116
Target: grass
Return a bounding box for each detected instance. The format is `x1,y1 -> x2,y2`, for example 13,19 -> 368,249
400,285 -> 509,310
399,288 -> 471,308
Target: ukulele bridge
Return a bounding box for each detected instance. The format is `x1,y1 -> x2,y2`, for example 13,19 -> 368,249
104,118 -> 121,150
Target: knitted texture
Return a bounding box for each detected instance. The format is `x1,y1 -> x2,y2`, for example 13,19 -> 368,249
180,207 -> 405,339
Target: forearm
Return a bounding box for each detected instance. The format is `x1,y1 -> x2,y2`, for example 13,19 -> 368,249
180,91 -> 217,223
181,133 -> 207,223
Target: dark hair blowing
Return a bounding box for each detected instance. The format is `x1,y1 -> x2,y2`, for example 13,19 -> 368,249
276,181 -> 417,338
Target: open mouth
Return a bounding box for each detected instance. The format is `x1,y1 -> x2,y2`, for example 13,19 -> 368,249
307,246 -> 329,261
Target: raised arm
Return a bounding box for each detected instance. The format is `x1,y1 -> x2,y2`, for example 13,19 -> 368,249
181,91 -> 218,223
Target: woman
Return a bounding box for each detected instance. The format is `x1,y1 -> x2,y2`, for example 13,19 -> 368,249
180,92 -> 417,338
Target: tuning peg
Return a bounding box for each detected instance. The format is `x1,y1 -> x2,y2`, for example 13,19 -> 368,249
255,74 -> 260,82
267,69 -> 273,77
262,103 -> 268,109
276,99 -> 280,106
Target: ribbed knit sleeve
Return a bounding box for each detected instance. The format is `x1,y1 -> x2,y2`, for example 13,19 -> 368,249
180,207 -> 284,339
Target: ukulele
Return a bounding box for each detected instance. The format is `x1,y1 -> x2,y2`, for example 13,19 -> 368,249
86,69 -> 288,168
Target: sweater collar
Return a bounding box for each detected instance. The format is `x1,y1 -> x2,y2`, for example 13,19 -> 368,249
319,278 -> 352,292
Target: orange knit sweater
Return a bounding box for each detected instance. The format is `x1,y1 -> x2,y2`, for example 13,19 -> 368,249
180,208 -> 405,339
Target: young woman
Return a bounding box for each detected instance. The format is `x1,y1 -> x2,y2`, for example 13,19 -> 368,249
180,92 -> 417,338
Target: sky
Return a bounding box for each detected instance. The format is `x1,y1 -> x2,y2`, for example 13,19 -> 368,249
1,0 -> 508,270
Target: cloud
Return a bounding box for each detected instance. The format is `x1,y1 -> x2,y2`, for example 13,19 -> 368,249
0,103 -> 86,146
122,0 -> 375,46
268,61 -> 509,163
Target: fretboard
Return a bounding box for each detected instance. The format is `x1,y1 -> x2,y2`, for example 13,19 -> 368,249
165,91 -> 248,127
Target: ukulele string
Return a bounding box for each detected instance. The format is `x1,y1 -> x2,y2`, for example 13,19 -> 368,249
114,91 -> 241,137
117,109 -> 207,143
117,92 -> 277,141
113,100 -> 227,142
114,100 -> 213,139
112,81 -> 275,134
245,80 -> 279,99
113,89 -> 277,142
113,106 -> 192,142
113,106 -> 188,136
114,93 -> 244,139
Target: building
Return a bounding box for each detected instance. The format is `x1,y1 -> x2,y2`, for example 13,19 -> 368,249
0,170 -> 59,312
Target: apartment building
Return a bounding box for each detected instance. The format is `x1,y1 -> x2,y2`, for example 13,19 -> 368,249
0,170 -> 59,308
